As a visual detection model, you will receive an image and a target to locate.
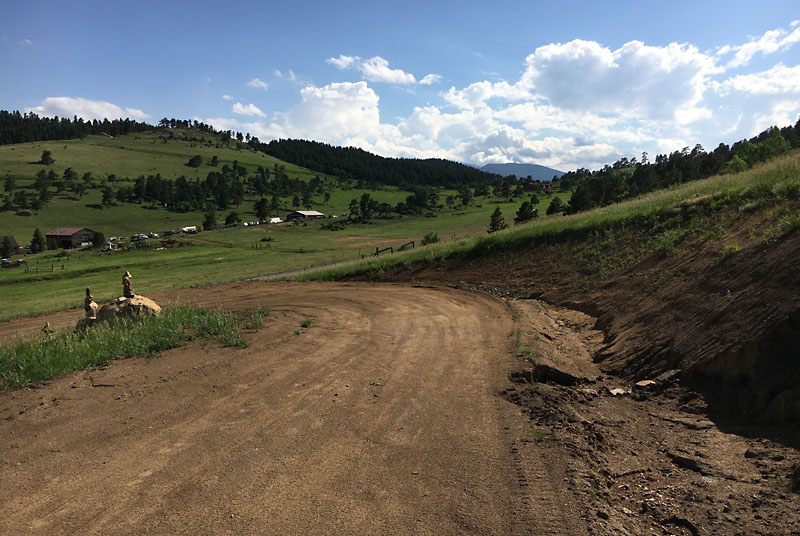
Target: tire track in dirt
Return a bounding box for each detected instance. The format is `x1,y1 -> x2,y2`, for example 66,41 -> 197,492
0,282 -> 578,535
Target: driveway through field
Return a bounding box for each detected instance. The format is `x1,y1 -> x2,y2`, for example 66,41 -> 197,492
0,282 -> 576,535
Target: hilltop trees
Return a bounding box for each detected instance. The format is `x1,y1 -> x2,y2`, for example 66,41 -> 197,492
0,110 -> 153,146
562,121 -> 799,215
259,138 -> 497,189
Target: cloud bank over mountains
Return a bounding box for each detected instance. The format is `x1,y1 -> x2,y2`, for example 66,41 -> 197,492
25,22 -> 800,171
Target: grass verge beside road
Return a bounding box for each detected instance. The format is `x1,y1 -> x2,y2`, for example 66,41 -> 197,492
0,305 -> 269,389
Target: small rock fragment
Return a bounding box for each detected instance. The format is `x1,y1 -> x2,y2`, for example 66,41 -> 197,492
635,380 -> 657,388
744,448 -> 767,459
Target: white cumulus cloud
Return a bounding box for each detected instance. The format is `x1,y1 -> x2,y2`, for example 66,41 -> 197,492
327,55 -> 418,84
723,24 -> 800,69
326,55 -> 356,70
206,21 -> 800,171
26,97 -> 149,121
222,94 -> 233,101
419,73 -> 443,85
232,102 -> 266,117
443,80 -> 531,110
247,78 -> 269,91
717,63 -> 800,95
519,39 -> 717,122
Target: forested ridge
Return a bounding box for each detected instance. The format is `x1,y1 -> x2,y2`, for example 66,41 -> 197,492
5,110 -> 799,211
562,119 -> 800,214
0,111 -> 156,145
257,139 -> 498,189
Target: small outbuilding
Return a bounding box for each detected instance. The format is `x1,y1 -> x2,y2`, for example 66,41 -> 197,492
0,235 -> 20,255
285,210 -> 325,222
45,227 -> 98,250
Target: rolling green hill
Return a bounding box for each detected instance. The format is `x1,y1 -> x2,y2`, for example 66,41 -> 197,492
0,130 -> 334,239
0,129 -> 321,183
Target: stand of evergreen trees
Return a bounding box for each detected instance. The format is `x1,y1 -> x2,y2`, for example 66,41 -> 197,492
256,139 -> 497,189
561,120 -> 800,214
0,111 -> 221,146
0,111 -> 156,145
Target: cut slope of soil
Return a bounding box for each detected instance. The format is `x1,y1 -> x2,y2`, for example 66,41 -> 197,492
373,201 -> 800,430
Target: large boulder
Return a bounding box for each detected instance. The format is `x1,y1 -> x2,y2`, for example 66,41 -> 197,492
96,295 -> 162,324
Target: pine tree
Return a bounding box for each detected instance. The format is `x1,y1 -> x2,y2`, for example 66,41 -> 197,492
203,211 -> 217,230
546,197 -> 565,215
101,186 -> 114,207
225,211 -> 240,225
254,198 -> 268,221
1,236 -> 12,258
488,207 -> 507,233
514,200 -> 537,224
30,228 -> 46,253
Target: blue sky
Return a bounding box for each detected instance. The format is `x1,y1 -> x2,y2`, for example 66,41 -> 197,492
1,0 -> 799,171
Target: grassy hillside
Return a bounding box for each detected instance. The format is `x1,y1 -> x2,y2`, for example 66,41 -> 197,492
0,129 -> 318,182
0,129 -> 572,321
0,130 -> 332,240
296,149 -> 800,280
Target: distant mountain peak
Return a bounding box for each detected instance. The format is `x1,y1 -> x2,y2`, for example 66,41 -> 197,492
479,162 -> 564,181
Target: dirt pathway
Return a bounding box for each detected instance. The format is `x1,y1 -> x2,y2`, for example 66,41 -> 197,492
0,282 -> 577,535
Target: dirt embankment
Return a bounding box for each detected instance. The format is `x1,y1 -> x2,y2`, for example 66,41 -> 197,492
379,201 -> 800,428
499,299 -> 799,535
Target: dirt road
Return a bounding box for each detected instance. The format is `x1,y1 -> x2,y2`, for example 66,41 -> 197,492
0,282 -> 576,535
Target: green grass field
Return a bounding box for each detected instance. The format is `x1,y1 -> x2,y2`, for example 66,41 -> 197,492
0,188 -> 569,321
0,130 -> 319,182
0,130 -> 571,321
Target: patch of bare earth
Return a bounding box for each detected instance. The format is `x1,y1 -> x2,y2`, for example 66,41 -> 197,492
358,201 -> 800,534
0,282 -> 579,535
501,300 -> 800,536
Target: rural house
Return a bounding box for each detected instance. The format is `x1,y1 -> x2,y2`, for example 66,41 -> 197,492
285,210 -> 325,222
45,227 -> 98,250
0,235 -> 20,255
